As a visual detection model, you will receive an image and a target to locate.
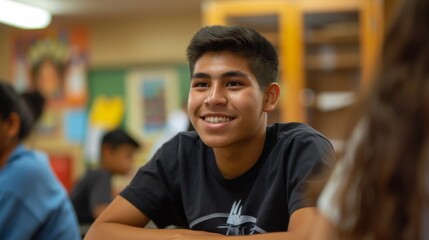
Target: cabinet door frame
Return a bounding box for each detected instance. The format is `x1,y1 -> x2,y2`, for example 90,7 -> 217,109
360,0 -> 384,91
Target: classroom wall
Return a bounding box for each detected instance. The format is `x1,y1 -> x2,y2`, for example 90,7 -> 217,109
0,25 -> 15,81
0,12 -> 201,79
88,14 -> 200,67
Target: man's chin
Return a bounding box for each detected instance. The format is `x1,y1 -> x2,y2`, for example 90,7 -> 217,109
200,137 -> 232,149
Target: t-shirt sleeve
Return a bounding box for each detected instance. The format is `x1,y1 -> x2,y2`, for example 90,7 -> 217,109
287,133 -> 336,215
89,171 -> 112,212
120,144 -> 182,228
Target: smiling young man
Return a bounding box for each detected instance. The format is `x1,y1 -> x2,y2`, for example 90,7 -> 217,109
85,25 -> 335,240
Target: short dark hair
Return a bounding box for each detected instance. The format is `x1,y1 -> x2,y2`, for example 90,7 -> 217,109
186,25 -> 279,89
21,90 -> 45,125
101,129 -> 140,149
0,81 -> 33,140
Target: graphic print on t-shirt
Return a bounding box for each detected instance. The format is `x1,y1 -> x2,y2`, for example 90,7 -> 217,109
189,200 -> 266,235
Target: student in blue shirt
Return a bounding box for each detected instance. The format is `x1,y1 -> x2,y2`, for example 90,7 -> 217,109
0,81 -> 80,240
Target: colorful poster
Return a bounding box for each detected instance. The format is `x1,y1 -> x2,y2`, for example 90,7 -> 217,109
12,28 -> 89,138
12,28 -> 88,107
141,79 -> 166,133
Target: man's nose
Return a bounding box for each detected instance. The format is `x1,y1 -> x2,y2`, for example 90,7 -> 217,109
204,83 -> 227,106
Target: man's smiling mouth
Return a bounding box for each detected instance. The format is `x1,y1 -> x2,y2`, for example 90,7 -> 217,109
204,116 -> 233,123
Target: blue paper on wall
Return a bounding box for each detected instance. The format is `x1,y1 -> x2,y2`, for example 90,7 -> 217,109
64,109 -> 87,143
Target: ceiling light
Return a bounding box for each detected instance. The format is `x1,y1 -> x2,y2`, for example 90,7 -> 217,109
0,0 -> 51,29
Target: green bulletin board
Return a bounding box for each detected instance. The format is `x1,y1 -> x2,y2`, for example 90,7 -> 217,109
176,64 -> 191,105
87,68 -> 127,128
87,65 -> 191,129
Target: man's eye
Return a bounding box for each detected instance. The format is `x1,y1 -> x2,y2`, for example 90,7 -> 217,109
226,81 -> 242,87
194,82 -> 208,87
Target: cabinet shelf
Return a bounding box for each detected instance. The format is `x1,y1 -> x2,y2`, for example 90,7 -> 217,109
306,70 -> 360,93
301,90 -> 356,112
305,21 -> 359,44
305,32 -> 359,45
305,52 -> 360,71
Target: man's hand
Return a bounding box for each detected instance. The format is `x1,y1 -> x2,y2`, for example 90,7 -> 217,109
168,230 -> 223,240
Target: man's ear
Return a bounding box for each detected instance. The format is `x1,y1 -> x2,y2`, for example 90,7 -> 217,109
263,83 -> 280,113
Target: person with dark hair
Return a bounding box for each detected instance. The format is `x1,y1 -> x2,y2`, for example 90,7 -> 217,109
71,128 -> 141,231
0,81 -> 80,240
20,90 -> 46,148
311,0 -> 429,239
86,25 -> 335,239
21,90 -> 46,126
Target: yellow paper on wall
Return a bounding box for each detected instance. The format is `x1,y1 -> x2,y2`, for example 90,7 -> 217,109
89,96 -> 124,129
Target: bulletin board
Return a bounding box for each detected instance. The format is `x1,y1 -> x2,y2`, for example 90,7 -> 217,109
87,65 -> 191,132
176,64 -> 192,104
87,68 -> 127,127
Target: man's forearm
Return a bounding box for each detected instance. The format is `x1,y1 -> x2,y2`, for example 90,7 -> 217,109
85,223 -> 301,240
84,223 -> 221,240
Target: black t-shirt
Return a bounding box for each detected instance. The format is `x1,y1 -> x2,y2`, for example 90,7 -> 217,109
70,169 -> 112,224
120,123 -> 335,235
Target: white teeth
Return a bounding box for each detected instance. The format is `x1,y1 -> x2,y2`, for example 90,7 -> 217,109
204,116 -> 231,123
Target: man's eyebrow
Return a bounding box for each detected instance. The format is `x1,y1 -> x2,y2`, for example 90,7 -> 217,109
222,71 -> 248,78
191,70 -> 249,79
191,72 -> 210,79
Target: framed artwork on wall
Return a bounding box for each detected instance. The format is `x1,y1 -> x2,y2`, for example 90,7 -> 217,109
126,68 -> 180,138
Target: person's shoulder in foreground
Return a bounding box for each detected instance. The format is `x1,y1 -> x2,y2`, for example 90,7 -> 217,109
0,81 -> 80,240
311,0 -> 429,239
85,25 -> 335,240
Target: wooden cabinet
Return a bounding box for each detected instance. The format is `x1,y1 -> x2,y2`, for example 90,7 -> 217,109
203,0 -> 383,154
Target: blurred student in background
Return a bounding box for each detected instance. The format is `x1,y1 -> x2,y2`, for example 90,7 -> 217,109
70,128 -> 140,233
312,0 -> 429,239
0,81 -> 80,240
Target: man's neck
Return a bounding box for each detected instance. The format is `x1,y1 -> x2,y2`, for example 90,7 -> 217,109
213,132 -> 266,179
